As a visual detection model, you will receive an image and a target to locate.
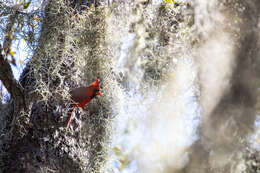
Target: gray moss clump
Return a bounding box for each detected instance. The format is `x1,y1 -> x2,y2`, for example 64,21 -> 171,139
1,0 -> 195,172
7,0 -> 123,172
106,1 -> 193,92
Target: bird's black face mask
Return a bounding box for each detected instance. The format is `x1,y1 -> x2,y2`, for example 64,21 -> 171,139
91,88 -> 100,99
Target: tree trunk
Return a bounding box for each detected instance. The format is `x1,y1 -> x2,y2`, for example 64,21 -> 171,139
0,0 -> 117,172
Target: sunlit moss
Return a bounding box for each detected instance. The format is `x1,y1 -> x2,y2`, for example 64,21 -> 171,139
20,0 -> 122,172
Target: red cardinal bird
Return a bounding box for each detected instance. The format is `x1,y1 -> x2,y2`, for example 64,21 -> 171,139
67,78 -> 102,128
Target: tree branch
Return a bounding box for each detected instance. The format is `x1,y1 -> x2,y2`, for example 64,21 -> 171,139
0,42 -> 26,139
0,4 -> 24,104
0,46 -> 24,102
3,7 -> 18,56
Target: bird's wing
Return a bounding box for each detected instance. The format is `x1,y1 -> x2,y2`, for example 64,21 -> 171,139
70,87 -> 89,103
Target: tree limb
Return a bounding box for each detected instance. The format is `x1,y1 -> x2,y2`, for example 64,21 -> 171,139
0,40 -> 26,139
0,46 -> 24,103
0,3 -> 25,104
3,7 -> 18,56
0,3 -> 26,102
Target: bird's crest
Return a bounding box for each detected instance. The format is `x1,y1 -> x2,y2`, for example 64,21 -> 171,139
91,77 -> 100,87
91,78 -> 101,96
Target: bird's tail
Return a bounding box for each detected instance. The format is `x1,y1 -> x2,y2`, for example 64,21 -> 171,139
67,106 -> 75,128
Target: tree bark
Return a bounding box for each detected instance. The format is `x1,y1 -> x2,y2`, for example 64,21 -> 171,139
0,0 -> 116,172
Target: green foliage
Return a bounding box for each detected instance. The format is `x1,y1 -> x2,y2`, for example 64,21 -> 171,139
112,147 -> 130,171
23,1 -> 31,9
164,0 -> 180,8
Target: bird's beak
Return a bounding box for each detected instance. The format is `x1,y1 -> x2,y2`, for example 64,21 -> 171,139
96,91 -> 102,96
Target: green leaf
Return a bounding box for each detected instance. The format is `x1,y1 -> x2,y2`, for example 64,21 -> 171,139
164,0 -> 173,5
112,147 -> 121,156
9,51 -> 15,57
33,16 -> 40,22
119,156 -> 130,171
24,1 -> 31,9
